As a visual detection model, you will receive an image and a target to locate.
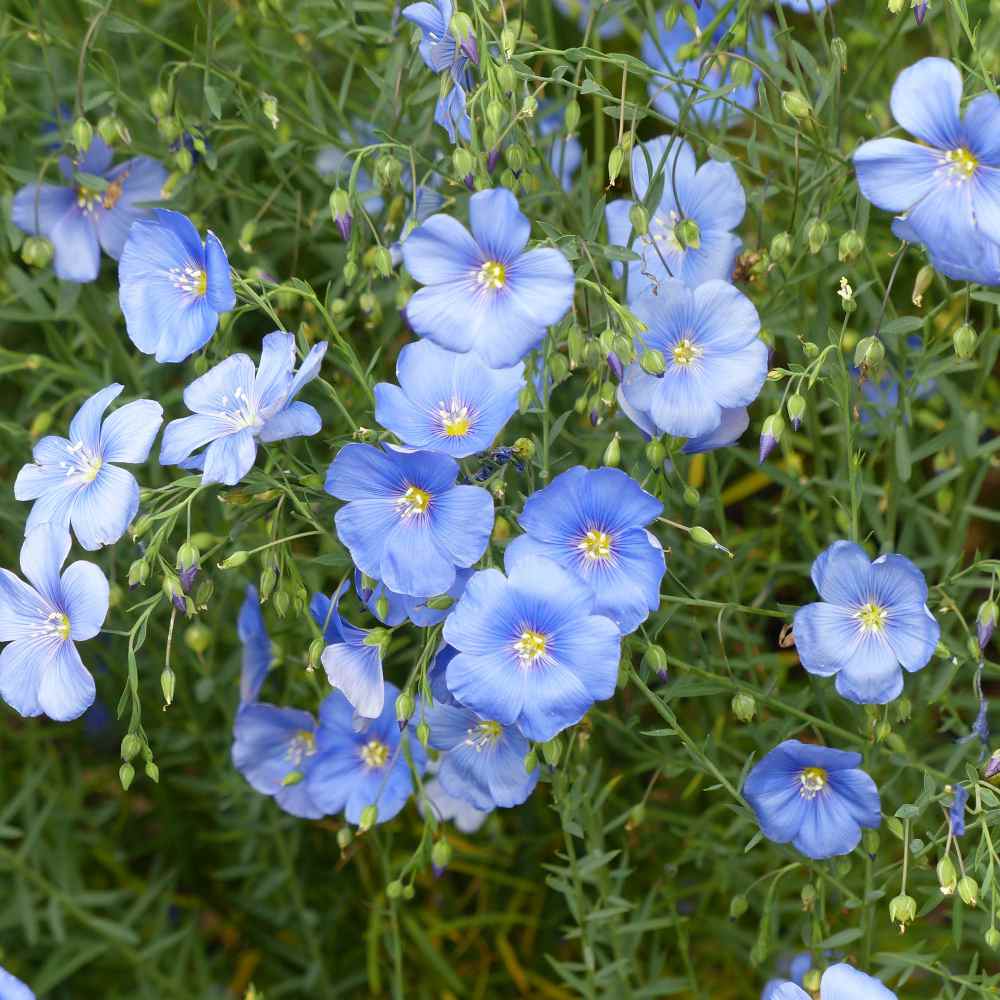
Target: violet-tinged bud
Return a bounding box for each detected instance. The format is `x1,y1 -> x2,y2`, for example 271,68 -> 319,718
642,643 -> 668,681
395,690 -> 414,728
450,12 -> 477,63
329,189 -> 352,240
787,393 -> 806,430
914,1 -> 928,24
486,147 -> 501,173
179,564 -> 199,594
606,352 -> 623,381
758,414 -> 784,463
978,600 -> 998,650
464,173 -> 475,192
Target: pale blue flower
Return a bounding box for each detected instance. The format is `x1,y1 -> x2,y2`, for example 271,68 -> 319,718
770,964 -> 896,1000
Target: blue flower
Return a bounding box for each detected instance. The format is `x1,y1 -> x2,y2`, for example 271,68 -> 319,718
375,340 -> 524,458
232,704 -> 326,819
621,279 -> 766,440
402,0 -> 474,79
641,4 -> 774,125
238,585 -> 271,705
606,136 -> 745,299
13,383 -> 162,551
11,137 -> 167,283
160,332 -> 327,486
118,209 -> 235,363
0,527 -> 108,722
422,699 -> 539,810
421,773 -> 490,832
435,82 -> 472,145
853,58 -> 1000,284
769,964 -> 896,1000
391,182 -> 446,266
310,586 -> 387,721
506,466 -> 664,634
743,740 -> 881,860
402,188 -> 575,368
356,568 -> 471,628
325,444 -> 494,601
0,966 -> 34,1000
539,106 -> 583,191
306,683 -> 427,825
793,541 -> 940,704
442,549 -> 621,741
948,785 -> 968,837
553,0 -> 623,38
762,954 -> 811,1000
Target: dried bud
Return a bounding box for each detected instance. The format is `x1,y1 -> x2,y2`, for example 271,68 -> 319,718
912,264 -> 934,307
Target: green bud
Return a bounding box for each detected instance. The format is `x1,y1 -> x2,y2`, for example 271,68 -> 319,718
889,893 -> 916,929
496,62 -> 516,93
625,802 -> 645,830
769,231 -> 792,263
386,880 -> 404,899
220,551 -> 250,570
803,971 -> 821,993
520,94 -> 537,117
373,246 -> 393,278
801,883 -> 817,911
937,856 -> 957,895
786,394 -> 806,426
875,719 -> 892,741
174,147 -> 194,174
683,486 -> 700,507
831,37 -> 848,72
160,667 -> 176,707
416,720 -> 430,747
629,203 -> 649,236
121,733 -> 143,761
71,116 -> 94,152
239,220 -> 257,252
120,762 -> 135,791
912,264 -> 934,307
374,155 -> 401,190
96,114 -> 121,145
506,144 -> 525,173
450,11 -> 473,40
608,145 -> 624,184
425,594 -> 455,612
731,59 -> 753,88
431,839 -> 453,870
145,761 -> 159,783
452,146 -> 474,178
641,643 -> 668,676
958,875 -> 978,907
895,696 -> 912,722
395,691 -> 414,724
524,749 -> 538,774
564,99 -> 581,133
838,229 -> 865,263
640,349 -> 666,376
157,115 -> 181,142
598,326 -> 616,354
806,218 -> 829,255
862,829 -> 880,855
674,217 -> 701,250
691,526 -> 718,548
128,559 -> 149,588
513,437 -> 535,460
150,88 -> 171,118
645,439 -> 666,466
953,323 -> 977,360
500,26 -> 516,58
729,894 -> 749,919
308,637 -> 325,670
549,353 -> 570,382
184,623 -> 213,655
731,692 -> 756,723
358,804 -> 378,832
337,826 -> 353,849
854,336 -> 885,370
781,90 -> 812,120
487,99 -> 505,132
261,93 -> 279,129
21,236 -> 54,269
542,736 -> 563,766
259,567 -> 277,603
330,188 -> 351,221
373,594 -> 389,621
986,926 -> 1000,949
602,433 -> 621,468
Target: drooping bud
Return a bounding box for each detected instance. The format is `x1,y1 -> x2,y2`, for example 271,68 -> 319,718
641,643 -> 668,682
329,189 -> 352,240
729,894 -> 749,919
602,433 -> 621,468
731,59 -> 753,88
450,12 -> 477,63
121,733 -> 143,761
395,690 -> 414,728
640,349 -> 666,375
769,231 -> 792,263
758,413 -> 784,464
912,264 -> 934,307
838,229 -> 865,263
854,335 -> 885,371
806,218 -> 829,254
120,762 -> 135,791
149,88 -> 171,118
606,352 -> 624,381
889,893 -> 916,931
786,393 -> 806,430
628,202 -> 649,236
674,217 -> 701,250
781,90 -> 812,120
160,666 -> 176,707
184,623 -> 212,655
21,236 -> 54,269
801,883 -> 817,911
645,439 -> 666,466
958,875 -> 979,907
261,93 -> 279,129
831,37 -> 848,72
565,99 -> 581,134
913,1 -> 928,23
541,736 -> 563,766
608,145 -> 625,185
452,146 -> 474,178
977,600 -> 998,650
953,323 -> 977,360
431,838 -> 453,873
937,856 -> 958,895
358,804 -> 378,832
731,692 -> 756,722
71,116 -> 94,152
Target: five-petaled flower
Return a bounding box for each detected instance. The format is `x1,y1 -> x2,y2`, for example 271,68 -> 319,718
306,682 -> 427,825
793,541 -> 940,704
160,332 -> 327,486
14,383 -> 162,551
768,964 -> 896,1000
0,527 -> 109,722
11,136 -> 167,283
507,466 -> 665,635
402,188 -> 575,368
118,208 -> 236,363
442,548 -> 621,742
325,443 -> 494,601
743,740 -> 881,860
853,58 -> 1000,284
374,339 -> 524,458
606,135 -> 745,300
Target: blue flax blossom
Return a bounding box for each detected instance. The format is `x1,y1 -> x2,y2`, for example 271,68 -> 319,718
356,568 -> 471,628
853,58 -> 1000,284
948,785 -> 968,837
11,136 -> 167,283
621,279 -> 766,440
762,954 -> 811,1000
442,548 -> 621,742
770,964 -> 896,1000
14,383 -> 162,551
793,541 -> 940,704
306,683 -> 427,825
421,774 -> 490,833
743,740 -> 881,860
311,586 -> 386,721
402,0 -> 475,79
641,4 -> 774,126
435,83 -> 472,145
606,136 -> 745,300
231,588 -> 325,818
118,209 -> 235,363
0,527 -> 108,722
507,466 -> 664,634
423,699 -> 539,810
0,967 -> 34,1000
160,332 -> 327,486
375,340 -> 524,458
402,188 -> 575,368
326,444 -> 493,601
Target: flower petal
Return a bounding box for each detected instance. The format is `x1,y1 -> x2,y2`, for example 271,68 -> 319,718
201,428 -> 258,486
159,414 -> 232,466
49,207 -> 101,283
792,789 -> 860,859
446,650 -> 526,726
258,402 -> 322,442
335,499 -> 402,581
793,602 -> 860,677
883,603 -> 939,674
321,642 -> 385,719
401,214 -> 481,285
428,485 -> 494,568
853,138 -> 941,212
60,561 -> 109,639
890,57 -> 963,150
325,443 -> 407,500
11,184 -> 75,237
0,637 -> 49,717
98,398 -> 163,465
469,188 -> 530,261
70,465 -> 140,550
37,640 -> 96,722
810,541 -> 872,606
381,516 -> 456,599
20,526 -> 70,607
820,964 -> 896,1000
183,354 -> 256,415
204,230 -> 236,312
834,634 -> 903,705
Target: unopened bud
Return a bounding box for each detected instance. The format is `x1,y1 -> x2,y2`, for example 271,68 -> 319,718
729,894 -> 749,919
781,90 -> 812,120
524,749 -> 538,773
220,551 -> 250,569
683,486 -> 700,507
358,804 -> 378,831
958,875 -> 978,906
542,735 -> 563,766
806,218 -> 829,255
645,439 -> 666,466
184,623 -> 212,655
953,323 -> 977,360
731,59 -> 753,88
395,691 -> 414,725
261,93 -> 279,129
937,856 -> 958,895
71,116 -> 93,152
977,600 -> 998,650
889,893 -> 916,930
854,336 -> 885,370
912,264 -> 934,307
149,89 -> 171,118
564,99 -> 581,133
160,666 -> 176,707
608,145 -> 624,184
337,826 -> 353,849
769,231 -> 792,263
786,393 -> 806,429
731,692 -> 756,722
121,733 -> 143,761
801,883 -> 817,911
986,927 -> 1000,949
628,202 -> 649,236
416,720 -> 430,747
386,879 -> 403,899
120,762 -> 135,790
838,229 -> 865,263
831,36 -> 848,72
21,235 -> 54,268
431,839 -> 453,871
602,433 -> 621,468
674,217 -> 700,250
640,349 -> 666,375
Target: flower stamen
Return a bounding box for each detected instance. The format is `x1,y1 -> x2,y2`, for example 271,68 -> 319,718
477,260 -> 506,290
671,338 -> 701,368
397,485 -> 431,517
578,528 -> 613,561
799,766 -> 827,799
360,739 -> 389,768
514,629 -> 548,665
856,602 -> 888,632
944,147 -> 978,181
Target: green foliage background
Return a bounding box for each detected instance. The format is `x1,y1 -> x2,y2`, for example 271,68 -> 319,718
1,0 -> 999,996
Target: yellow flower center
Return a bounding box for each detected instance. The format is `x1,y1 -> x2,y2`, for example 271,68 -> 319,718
799,766 -> 827,799
672,338 -> 701,368
945,147 -> 978,180
477,260 -> 506,290
80,456 -> 103,483
438,399 -> 472,438
169,265 -> 208,297
360,739 -> 390,769
287,729 -> 316,767
45,611 -> 71,641
514,629 -> 548,664
578,528 -> 613,561
856,602 -> 887,632
397,485 -> 431,517
466,720 -> 504,750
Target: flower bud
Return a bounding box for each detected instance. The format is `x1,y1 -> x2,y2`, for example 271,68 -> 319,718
806,218 -> 829,254
386,880 -> 403,899
220,550 -> 250,569
641,644 -> 668,681
769,231 -> 792,263
887,0 -> 905,11
838,229 -> 865,263
121,733 -> 143,761
640,349 -> 666,376
337,826 -> 353,850
184,623 -> 212,655
912,264 -> 934,307
831,36 -> 848,72
452,146 -> 475,178
758,414 -> 784,464
683,486 -> 699,507
977,600 -> 998,650
786,393 -> 806,429
937,856 -> 957,895
608,145 -> 625,184
161,666 -> 176,707
953,323 -> 977,360
157,115 -> 181,142
674,218 -> 701,250
145,761 -> 160,783
21,235 -> 54,268
500,26 -> 516,58
801,883 -> 817,911
174,147 -> 194,174
375,155 -> 401,190
565,99 -> 581,133
71,116 -> 94,152
512,437 -> 535,460
542,735 -> 563,766
729,894 -> 749,919
120,762 -> 135,791
358,804 -> 378,832
731,692 -> 756,722
781,90 -> 812,120
177,541 -> 200,572
127,559 -> 149,589
731,59 -> 753,88
958,875 -> 978,906
854,335 -> 885,371
523,749 -> 538,773
520,95 -> 537,117
261,93 -> 279,129
889,893 -> 916,930
395,690 -> 414,726
602,433 -> 621,468
645,439 -> 666,466
628,202 -> 649,236
149,88 -> 171,118
987,927 -> 1000,950
431,839 -> 453,871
